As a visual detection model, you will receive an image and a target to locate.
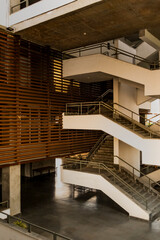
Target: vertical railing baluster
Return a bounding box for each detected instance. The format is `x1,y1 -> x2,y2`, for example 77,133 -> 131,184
53,234 -> 57,240
28,224 -> 31,233
100,45 -> 102,54
149,178 -> 151,191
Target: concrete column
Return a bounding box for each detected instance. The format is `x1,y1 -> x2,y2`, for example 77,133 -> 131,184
2,165 -> 21,216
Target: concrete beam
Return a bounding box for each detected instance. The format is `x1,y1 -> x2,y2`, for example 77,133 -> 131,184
139,29 -> 160,50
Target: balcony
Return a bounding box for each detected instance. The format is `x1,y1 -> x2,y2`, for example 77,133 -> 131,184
10,0 -> 41,13
9,0 -> 77,26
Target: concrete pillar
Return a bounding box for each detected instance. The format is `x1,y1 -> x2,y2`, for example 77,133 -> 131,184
2,165 -> 21,216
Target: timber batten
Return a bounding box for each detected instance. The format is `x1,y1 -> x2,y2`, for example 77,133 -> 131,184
0,29 -> 104,165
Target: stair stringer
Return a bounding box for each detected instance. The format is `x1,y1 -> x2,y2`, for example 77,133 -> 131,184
63,113 -> 160,166
61,168 -> 150,220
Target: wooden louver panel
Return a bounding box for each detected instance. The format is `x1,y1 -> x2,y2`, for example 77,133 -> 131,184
0,30 -> 102,165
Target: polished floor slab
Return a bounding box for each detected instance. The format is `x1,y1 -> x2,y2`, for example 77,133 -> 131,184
20,173 -> 160,240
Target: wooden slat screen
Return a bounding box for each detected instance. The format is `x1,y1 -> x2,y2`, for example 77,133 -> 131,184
0,30 -> 104,165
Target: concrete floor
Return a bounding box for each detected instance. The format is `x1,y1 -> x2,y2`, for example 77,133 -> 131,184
20,173 -> 160,240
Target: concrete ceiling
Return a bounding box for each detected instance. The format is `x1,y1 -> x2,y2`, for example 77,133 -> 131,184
18,0 -> 160,51
65,72 -> 113,83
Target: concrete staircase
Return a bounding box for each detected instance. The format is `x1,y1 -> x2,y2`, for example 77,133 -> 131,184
109,167 -> 160,220
99,102 -> 160,139
91,136 -> 114,168
62,159 -> 160,220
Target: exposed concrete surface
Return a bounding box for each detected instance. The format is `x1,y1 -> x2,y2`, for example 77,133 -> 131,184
2,165 -> 21,216
16,0 -> 160,51
19,173 -> 160,240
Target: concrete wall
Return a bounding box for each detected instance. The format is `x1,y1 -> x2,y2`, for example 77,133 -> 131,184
140,169 -> 160,184
136,42 -> 156,65
62,168 -> 150,220
0,0 -> 9,27
0,221 -> 48,240
117,40 -> 136,64
119,142 -> 140,176
118,81 -> 140,173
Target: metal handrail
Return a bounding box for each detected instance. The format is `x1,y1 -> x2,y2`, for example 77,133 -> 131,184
63,159 -> 149,210
1,212 -> 73,240
114,155 -> 160,193
65,101 -> 160,138
63,42 -> 160,69
113,102 -> 160,128
96,89 -> 113,101
0,201 -> 8,209
11,0 -> 29,13
149,113 -> 160,121
86,133 -> 108,160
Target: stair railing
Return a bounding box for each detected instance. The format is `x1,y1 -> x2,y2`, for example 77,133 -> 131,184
114,155 -> 160,195
96,89 -> 113,101
65,101 -> 160,138
63,159 -> 149,210
0,200 -> 8,209
113,102 -> 160,128
63,42 -> 160,69
1,212 -> 73,240
86,133 -> 108,161
147,114 -> 160,127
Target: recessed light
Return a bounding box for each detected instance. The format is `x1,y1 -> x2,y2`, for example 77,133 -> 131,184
83,32 -> 87,35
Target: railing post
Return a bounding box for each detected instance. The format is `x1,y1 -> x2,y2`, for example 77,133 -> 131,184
28,224 -> 31,233
7,215 -> 10,224
53,234 -> 57,240
115,49 -> 118,59
79,49 -> 81,57
100,45 -> 102,54
81,103 -> 82,115
99,163 -> 100,174
131,111 -> 133,119
149,178 -> 151,191
99,102 -> 100,114
133,55 -> 135,64
66,104 -> 67,115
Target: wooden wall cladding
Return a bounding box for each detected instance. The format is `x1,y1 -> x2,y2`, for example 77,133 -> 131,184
0,30 -> 103,165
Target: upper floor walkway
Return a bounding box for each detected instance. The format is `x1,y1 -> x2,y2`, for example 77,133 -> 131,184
63,43 -> 160,97
6,0 -> 102,32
